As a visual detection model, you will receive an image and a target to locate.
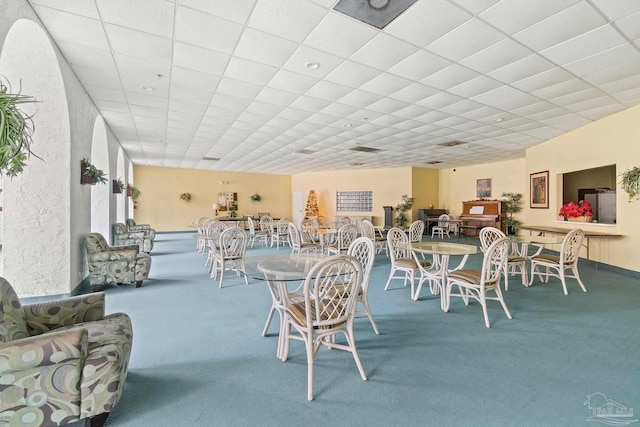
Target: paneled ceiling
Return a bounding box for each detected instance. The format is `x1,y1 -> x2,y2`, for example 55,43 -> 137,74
26,0 -> 640,174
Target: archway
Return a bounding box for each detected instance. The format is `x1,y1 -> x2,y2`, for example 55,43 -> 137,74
0,19 -> 71,296
90,117 -> 110,242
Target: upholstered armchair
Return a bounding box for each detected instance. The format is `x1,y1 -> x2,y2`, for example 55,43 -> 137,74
0,277 -> 133,427
84,233 -> 151,289
126,218 -> 156,241
113,222 -> 153,253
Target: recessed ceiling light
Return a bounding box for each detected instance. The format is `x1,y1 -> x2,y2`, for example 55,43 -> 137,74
305,61 -> 320,70
343,123 -> 353,128
368,0 -> 389,9
141,86 -> 155,92
494,118 -> 503,122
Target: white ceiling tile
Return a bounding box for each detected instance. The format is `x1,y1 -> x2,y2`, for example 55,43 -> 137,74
170,67 -> 220,91
488,54 -> 556,84
531,79 -> 592,101
30,0 -> 100,18
71,63 -> 121,89
615,11 -> 640,40
281,45 -> 345,78
303,11 -> 377,58
105,24 -> 172,64
248,0 -> 326,43
590,0 -> 640,21
324,60 -> 380,87
417,92 -> 465,110
426,18 -> 504,62
366,98 -> 410,114
95,0 -> 175,38
115,55 -> 171,83
448,0 -> 500,15
387,50 -> 452,81
305,81 -> 352,101
385,0 -> 471,47
472,85 -> 538,110
319,102 -> 359,117
120,75 -> 169,97
254,88 -> 300,106
540,25 -> 628,66
289,95 -> 332,112
512,2 -> 606,52
31,6 -> 109,50
448,75 -> 503,98
172,42 -> 229,75
84,85 -> 126,103
169,85 -> 213,105
127,92 -> 169,109
217,78 -> 263,99
351,33 -> 419,71
563,44 -> 639,78
360,73 -> 413,97
267,69 -> 319,93
130,105 -> 167,119
224,57 -> 278,85
459,38 -> 531,74
479,0 -> 580,35
55,41 -> 114,69
511,67 -> 575,93
175,6 -> 243,54
389,83 -> 440,103
581,60 -> 640,86
420,64 -> 480,91
234,28 -> 299,67
178,0 -> 256,24
338,89 -> 382,108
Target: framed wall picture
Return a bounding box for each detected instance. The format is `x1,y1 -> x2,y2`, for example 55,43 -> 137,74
530,170 -> 549,208
476,178 -> 492,198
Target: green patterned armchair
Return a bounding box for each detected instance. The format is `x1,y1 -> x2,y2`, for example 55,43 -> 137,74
125,219 -> 156,242
84,233 -> 151,289
0,277 -> 133,427
113,223 -> 153,253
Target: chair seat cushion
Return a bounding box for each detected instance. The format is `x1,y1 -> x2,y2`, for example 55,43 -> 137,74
507,255 -> 527,263
532,254 -> 560,264
286,300 -> 345,328
395,258 -> 430,269
449,269 -> 482,285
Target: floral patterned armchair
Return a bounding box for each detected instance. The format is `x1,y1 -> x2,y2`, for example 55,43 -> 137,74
0,277 -> 133,427
125,219 -> 156,241
84,233 -> 151,289
113,222 -> 153,253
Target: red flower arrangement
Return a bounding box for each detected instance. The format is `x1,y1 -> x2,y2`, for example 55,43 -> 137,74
558,200 -> 593,218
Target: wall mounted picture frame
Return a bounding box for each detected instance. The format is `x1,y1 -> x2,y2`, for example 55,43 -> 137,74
530,170 -> 549,208
476,178 -> 492,198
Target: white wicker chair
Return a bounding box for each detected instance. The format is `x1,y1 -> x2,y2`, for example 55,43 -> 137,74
211,227 -> 249,288
479,227 -> 528,291
431,214 -> 450,239
347,237 -> 379,334
528,229 -> 587,295
445,236 -> 512,328
384,227 -> 429,294
326,224 -> 358,255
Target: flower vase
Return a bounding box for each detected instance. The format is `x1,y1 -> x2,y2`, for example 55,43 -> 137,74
568,216 -> 593,223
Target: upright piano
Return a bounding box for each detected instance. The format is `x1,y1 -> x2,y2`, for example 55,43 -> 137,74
458,200 -> 502,237
418,208 -> 448,235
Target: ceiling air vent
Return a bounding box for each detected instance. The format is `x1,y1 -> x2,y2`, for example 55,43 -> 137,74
202,156 -> 221,161
334,0 -> 418,29
350,146 -> 381,153
438,141 -> 467,148
350,162 -> 366,166
296,149 -> 316,154
426,161 -> 442,165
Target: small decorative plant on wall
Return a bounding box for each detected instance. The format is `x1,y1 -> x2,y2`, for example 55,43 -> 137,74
620,166 -> 640,202
0,78 -> 39,176
127,183 -> 141,200
80,157 -> 107,185
394,194 -> 414,228
250,193 -> 261,202
179,192 -> 192,204
113,178 -> 125,193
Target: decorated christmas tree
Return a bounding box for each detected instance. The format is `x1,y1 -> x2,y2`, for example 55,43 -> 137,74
305,189 -> 319,218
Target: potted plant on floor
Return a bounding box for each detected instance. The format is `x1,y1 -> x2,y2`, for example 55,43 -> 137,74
394,194 -> 414,228
501,192 -> 523,235
0,78 -> 39,176
80,157 -> 107,185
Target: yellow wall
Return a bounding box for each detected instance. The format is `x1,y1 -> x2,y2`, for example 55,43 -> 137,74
439,158 -> 528,218
411,167 -> 440,220
132,166 -> 291,231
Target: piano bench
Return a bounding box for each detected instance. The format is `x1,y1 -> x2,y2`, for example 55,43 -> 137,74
458,225 -> 482,240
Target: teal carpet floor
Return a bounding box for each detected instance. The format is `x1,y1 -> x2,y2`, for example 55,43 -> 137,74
76,232 -> 640,427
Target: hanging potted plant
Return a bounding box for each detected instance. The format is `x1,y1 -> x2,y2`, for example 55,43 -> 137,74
619,166 -> 640,202
179,192 -> 192,203
127,183 -> 141,200
501,192 -> 523,235
249,193 -> 261,202
80,157 -> 107,185
113,178 -> 125,193
0,78 -> 39,176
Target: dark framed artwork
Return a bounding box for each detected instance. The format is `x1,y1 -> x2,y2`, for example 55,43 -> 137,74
530,170 -> 549,208
476,178 -> 492,198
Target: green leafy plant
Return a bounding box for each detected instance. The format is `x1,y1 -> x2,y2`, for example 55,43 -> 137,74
250,193 -> 261,202
179,192 -> 192,203
127,183 -> 141,200
80,157 -> 107,185
620,166 -> 640,202
229,201 -> 238,217
394,194 -> 414,228
0,78 -> 39,176
501,192 -> 523,232
113,178 -> 125,193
